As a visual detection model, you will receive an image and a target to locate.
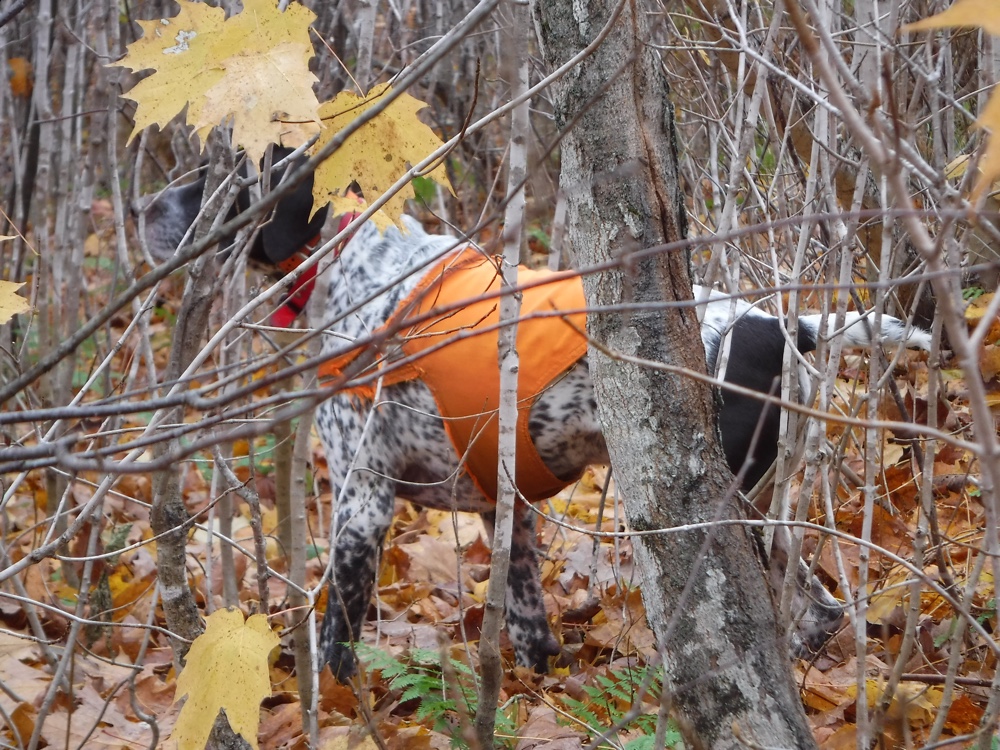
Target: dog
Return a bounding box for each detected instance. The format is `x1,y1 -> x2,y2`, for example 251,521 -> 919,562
140,173 -> 931,681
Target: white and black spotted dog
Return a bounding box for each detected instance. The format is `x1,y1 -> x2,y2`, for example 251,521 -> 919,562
141,165 -> 931,681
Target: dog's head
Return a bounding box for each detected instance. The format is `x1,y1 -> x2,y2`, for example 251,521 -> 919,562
134,148 -> 328,268
135,150 -> 331,325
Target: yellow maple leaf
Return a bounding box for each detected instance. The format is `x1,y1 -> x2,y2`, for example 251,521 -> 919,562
969,90 -> 1000,202
907,1 -> 1000,201
906,0 -> 1000,35
312,83 -> 454,227
170,609 -> 278,750
0,281 -> 30,324
110,0 -> 320,165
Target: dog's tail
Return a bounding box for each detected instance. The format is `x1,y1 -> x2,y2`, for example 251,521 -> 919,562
798,312 -> 932,353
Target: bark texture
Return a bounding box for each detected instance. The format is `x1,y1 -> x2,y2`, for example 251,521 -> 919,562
150,141 -> 235,664
149,237 -> 216,661
475,2 -> 531,746
531,1 -> 818,747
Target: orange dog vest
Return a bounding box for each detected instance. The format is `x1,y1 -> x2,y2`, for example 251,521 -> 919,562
319,247 -> 588,503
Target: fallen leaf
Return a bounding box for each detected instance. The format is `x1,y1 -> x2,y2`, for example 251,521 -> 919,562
257,702 -> 303,748
820,723 -> 858,750
515,706 -> 585,749
944,693 -> 985,733
866,570 -> 913,625
7,703 -> 36,746
981,343 -> 1000,381
170,608 -> 279,750
321,733 -> 380,750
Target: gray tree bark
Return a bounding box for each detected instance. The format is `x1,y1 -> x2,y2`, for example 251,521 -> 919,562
150,137 -> 236,665
531,1 -> 818,747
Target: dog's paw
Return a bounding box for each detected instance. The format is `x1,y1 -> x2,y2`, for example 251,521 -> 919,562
520,633 -> 562,673
325,643 -> 358,682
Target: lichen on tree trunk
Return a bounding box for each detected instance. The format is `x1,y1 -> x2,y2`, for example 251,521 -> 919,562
530,0 -> 818,747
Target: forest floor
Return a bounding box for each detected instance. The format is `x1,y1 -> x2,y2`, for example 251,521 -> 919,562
2,200 -> 996,750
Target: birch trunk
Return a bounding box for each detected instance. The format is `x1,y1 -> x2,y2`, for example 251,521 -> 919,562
531,0 -> 817,746
475,3 -> 530,745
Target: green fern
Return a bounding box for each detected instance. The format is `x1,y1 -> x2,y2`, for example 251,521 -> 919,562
559,663 -> 681,748
625,735 -> 664,750
355,644 -> 516,748
561,695 -> 604,728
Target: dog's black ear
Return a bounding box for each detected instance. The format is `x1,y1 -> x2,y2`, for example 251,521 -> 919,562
244,147 -> 329,268
255,173 -> 328,267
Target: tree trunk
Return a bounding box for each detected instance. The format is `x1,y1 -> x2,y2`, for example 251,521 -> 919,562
530,1 -> 818,747
150,137 -> 235,665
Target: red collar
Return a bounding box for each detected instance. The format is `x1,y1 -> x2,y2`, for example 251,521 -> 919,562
270,211 -> 359,327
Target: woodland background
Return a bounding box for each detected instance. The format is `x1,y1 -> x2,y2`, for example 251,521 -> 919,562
1,0 -> 1000,748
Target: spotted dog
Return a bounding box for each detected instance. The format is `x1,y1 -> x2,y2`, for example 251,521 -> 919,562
313,219 -> 932,677
140,178 -> 931,681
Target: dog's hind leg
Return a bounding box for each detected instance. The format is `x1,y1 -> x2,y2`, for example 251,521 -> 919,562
767,528 -> 845,657
481,505 -> 561,671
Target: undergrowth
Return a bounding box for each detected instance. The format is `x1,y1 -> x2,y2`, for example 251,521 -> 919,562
560,663 -> 683,749
356,644 -> 518,748
358,645 -> 681,749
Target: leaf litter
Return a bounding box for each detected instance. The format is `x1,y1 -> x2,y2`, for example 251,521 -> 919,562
3,277 -> 996,747
7,0 -> 1000,744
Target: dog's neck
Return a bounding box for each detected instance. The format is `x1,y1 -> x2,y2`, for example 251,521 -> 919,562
321,219 -> 467,353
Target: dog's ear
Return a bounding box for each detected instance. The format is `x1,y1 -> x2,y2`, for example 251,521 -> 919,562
255,173 -> 328,267
242,147 -> 329,269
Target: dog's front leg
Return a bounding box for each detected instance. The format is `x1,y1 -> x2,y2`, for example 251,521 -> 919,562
481,505 -> 561,671
319,479 -> 395,680
316,399 -> 399,681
